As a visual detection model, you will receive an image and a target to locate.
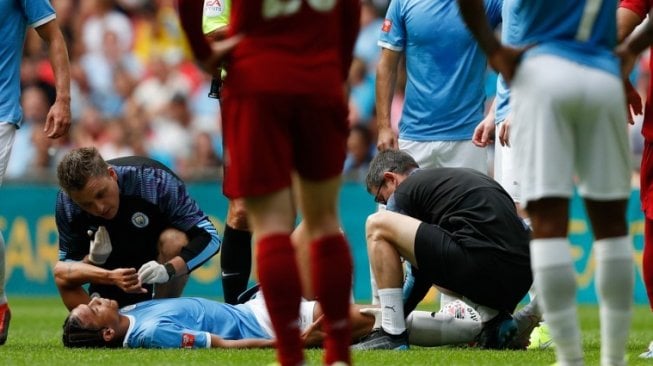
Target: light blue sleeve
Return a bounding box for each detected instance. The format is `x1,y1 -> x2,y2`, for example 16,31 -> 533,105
378,0 -> 405,52
135,325 -> 210,349
20,0 -> 56,28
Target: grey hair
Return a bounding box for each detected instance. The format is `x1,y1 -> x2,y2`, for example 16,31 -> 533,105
57,147 -> 110,195
365,150 -> 419,193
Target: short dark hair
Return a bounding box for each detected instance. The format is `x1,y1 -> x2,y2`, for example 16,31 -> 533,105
365,149 -> 419,194
57,147 -> 110,194
61,314 -> 108,348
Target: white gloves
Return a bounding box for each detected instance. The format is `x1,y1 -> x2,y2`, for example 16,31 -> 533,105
88,226 -> 112,265
138,261 -> 170,284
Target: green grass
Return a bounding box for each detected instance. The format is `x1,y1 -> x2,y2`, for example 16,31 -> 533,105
1,297 -> 653,365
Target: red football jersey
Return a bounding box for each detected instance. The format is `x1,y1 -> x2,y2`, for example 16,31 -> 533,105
223,0 -> 360,96
620,0 -> 653,138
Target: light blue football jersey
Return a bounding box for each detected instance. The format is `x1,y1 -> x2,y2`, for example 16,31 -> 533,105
494,0 -> 518,123
378,0 -> 502,141
0,0 -> 56,126
513,0 -> 619,76
121,298 -> 270,348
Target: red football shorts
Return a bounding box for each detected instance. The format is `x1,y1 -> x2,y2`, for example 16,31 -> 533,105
221,93 -> 348,199
642,140 -> 653,220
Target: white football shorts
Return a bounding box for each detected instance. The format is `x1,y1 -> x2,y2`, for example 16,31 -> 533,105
399,138 -> 488,173
0,122 -> 16,186
511,55 -> 631,205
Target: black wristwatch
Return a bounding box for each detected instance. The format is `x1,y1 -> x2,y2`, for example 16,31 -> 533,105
164,262 -> 176,281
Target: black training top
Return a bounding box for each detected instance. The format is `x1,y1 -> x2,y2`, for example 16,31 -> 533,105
55,156 -> 220,271
390,167 -> 530,258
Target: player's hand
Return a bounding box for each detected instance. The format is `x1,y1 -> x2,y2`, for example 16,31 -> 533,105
472,116 -> 495,147
498,116 -> 511,147
624,78 -> 642,125
110,268 -> 147,294
87,226 -> 112,265
360,307 -> 382,329
198,34 -> 244,78
376,125 -> 399,151
300,315 -> 325,346
138,261 -> 170,284
44,98 -> 71,139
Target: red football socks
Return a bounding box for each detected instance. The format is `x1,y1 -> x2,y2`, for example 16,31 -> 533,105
310,233 -> 353,365
257,234 -> 303,366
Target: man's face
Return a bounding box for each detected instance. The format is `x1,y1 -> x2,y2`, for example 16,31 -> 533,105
71,297 -> 120,331
68,168 -> 120,220
373,172 -> 404,205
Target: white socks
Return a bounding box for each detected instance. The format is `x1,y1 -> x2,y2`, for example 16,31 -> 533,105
379,288 -> 405,335
595,236 -> 633,366
531,238 -> 583,365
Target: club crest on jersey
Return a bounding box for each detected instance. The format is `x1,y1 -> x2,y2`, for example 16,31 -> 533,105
382,19 -> 392,33
131,212 -> 149,228
181,333 -> 195,348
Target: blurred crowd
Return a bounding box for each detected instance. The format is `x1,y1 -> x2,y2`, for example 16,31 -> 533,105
8,0 -> 650,184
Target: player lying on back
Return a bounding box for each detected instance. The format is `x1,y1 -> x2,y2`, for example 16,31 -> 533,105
62,289 -> 534,349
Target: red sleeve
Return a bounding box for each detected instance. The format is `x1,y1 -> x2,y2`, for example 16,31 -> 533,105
177,0 -> 213,61
620,0 -> 652,19
341,0 -> 361,81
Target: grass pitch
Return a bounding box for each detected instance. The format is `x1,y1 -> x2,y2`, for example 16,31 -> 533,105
1,297 -> 653,365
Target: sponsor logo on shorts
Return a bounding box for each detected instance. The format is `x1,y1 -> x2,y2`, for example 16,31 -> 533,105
181,333 -> 195,348
382,19 -> 392,32
131,212 -> 149,228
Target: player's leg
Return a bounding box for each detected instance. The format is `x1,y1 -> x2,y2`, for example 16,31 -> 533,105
0,122 -> 16,344
294,175 -> 353,363
512,55 -> 583,365
222,94 -> 303,366
245,189 -> 301,365
577,66 -> 633,366
154,228 -> 190,298
292,94 -> 353,364
640,140 -> 653,308
221,198 -> 252,305
354,210 -> 419,349
407,309 -> 482,346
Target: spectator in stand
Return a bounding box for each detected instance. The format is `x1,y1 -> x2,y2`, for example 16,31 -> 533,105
343,124 -> 375,182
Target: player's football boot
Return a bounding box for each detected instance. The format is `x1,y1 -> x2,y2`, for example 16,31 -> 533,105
527,322 -> 553,350
351,328 -> 408,350
508,311 -> 541,350
475,311 -> 517,349
0,303 -> 11,345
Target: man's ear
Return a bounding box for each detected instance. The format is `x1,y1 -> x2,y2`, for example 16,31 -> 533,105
108,166 -> 117,180
383,171 -> 397,184
102,327 -> 115,342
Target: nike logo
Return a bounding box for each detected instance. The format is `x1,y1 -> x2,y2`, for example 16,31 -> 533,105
221,272 -> 241,278
384,305 -> 396,312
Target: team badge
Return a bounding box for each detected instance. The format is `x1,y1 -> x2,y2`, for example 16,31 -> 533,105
181,333 -> 195,348
131,212 -> 149,228
382,19 -> 392,33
